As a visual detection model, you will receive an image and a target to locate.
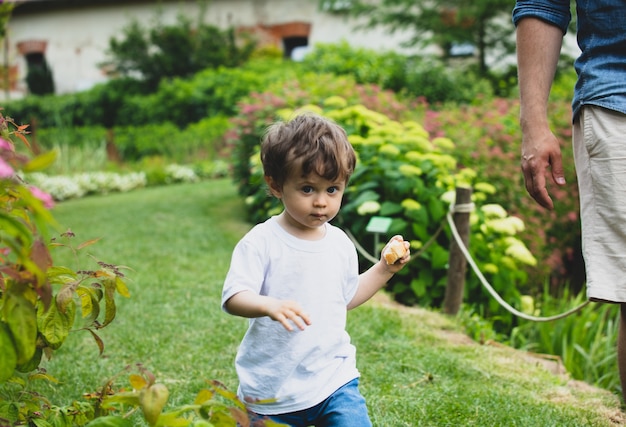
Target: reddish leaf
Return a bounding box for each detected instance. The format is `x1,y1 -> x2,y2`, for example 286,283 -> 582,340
31,239 -> 52,271
13,131 -> 30,148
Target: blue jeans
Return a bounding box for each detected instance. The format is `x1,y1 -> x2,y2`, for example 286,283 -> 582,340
256,378 -> 372,427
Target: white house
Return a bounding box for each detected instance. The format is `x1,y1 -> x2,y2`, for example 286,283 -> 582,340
2,0 -> 419,99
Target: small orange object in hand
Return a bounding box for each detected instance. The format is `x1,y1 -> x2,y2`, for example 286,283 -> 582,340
383,239 -> 408,265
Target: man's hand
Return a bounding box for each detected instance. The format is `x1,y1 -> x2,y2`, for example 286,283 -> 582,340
521,130 -> 566,210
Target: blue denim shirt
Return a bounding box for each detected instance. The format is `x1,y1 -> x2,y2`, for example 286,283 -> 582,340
513,0 -> 626,119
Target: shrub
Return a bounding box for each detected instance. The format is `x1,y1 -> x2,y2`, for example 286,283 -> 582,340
26,171 -> 148,200
509,286 -> 620,395
236,99 -> 536,332
100,11 -> 256,91
227,74 -> 417,198
421,93 -> 581,293
301,41 -> 408,91
301,41 -> 494,104
0,110 -> 130,424
5,58 -> 300,131
33,125 -> 107,150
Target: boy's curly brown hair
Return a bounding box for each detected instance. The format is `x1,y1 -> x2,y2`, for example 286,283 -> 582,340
261,113 -> 356,189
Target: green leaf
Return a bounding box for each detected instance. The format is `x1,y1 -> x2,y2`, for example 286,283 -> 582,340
0,211 -> 33,254
410,278 -> 427,298
101,392 -> 142,409
431,245 -> 449,270
77,286 -> 100,321
343,189 -> 380,212
16,347 -> 42,373
0,400 -> 20,424
4,292 -> 37,365
427,198 -> 446,222
389,218 -> 408,235
405,203 -> 428,224
85,415 -> 134,427
47,266 -> 78,285
0,322 -> 18,382
22,149 -> 57,173
102,280 -> 117,327
115,276 -> 131,298
411,223 -> 429,242
31,418 -> 55,427
379,201 -> 403,216
38,296 -> 74,350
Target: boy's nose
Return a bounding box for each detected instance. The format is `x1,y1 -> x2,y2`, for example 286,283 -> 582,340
313,195 -> 327,207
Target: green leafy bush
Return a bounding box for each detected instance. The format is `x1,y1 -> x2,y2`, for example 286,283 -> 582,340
235,99 -> 536,332
421,93 -> 581,292
227,74 -> 416,198
100,11 -> 255,91
4,59 -> 298,131
301,41 -> 494,104
301,41 -> 408,91
0,111 -> 129,423
34,125 -> 107,150
112,122 -> 180,161
115,65 -> 275,128
510,286 -> 620,395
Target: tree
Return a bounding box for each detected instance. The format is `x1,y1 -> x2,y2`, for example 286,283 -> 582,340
100,11 -> 256,91
322,0 -> 515,75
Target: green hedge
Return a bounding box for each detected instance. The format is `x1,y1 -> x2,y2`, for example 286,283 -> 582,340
302,41 -> 494,104
32,115 -> 231,163
5,59 -> 300,129
6,43 -> 500,131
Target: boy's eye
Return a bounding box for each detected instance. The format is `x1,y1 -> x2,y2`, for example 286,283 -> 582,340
302,186 -> 314,194
327,187 -> 338,194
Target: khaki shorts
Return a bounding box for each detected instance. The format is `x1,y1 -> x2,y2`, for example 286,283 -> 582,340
573,106 -> 626,303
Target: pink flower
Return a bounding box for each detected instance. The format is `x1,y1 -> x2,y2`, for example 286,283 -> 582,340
0,138 -> 13,151
29,186 -> 55,209
0,157 -> 13,178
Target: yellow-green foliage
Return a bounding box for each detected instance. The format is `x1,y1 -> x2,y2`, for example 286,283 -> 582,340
241,99 -> 533,331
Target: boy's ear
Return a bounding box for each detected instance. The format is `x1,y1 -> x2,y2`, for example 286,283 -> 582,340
264,175 -> 282,198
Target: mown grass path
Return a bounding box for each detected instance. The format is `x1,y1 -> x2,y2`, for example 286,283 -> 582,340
41,179 -> 624,426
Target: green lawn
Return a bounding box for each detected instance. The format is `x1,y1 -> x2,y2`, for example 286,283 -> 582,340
39,179 -> 623,426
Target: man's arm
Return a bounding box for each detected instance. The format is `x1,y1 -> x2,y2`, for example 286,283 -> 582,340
516,17 -> 567,210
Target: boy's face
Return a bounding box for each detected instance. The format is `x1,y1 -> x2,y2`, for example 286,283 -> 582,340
265,172 -> 346,238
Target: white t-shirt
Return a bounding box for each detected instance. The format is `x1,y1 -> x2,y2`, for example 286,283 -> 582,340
222,216 -> 361,415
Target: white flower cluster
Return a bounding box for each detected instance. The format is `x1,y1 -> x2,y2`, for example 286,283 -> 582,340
164,164 -> 199,183
27,171 -> 147,201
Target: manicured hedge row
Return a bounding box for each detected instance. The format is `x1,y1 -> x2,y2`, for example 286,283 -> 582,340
6,59 -> 296,129
6,44 -> 501,132
31,115 -> 231,163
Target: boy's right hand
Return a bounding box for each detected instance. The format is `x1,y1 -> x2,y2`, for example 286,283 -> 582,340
265,298 -> 312,332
